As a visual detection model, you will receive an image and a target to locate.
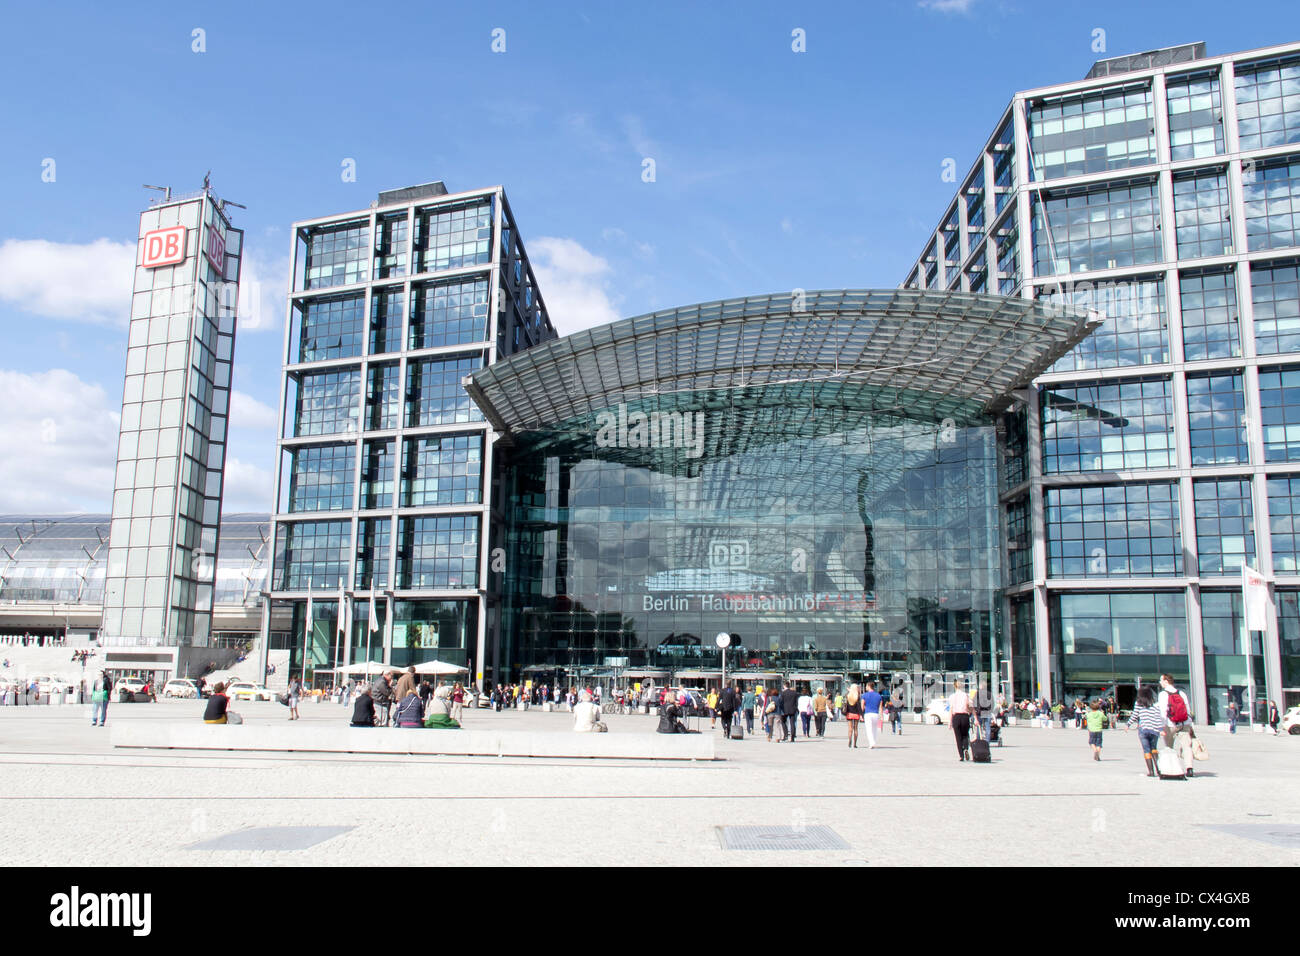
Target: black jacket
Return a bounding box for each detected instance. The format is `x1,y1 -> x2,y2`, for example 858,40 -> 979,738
657,702 -> 685,734
718,687 -> 737,714
351,694 -> 376,726
779,688 -> 800,716
370,677 -> 393,705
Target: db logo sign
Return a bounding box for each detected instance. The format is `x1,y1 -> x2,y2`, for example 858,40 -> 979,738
141,226 -> 187,268
710,540 -> 749,570
205,224 -> 226,275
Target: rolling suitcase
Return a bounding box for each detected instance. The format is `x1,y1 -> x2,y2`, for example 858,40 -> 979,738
970,721 -> 991,763
1156,748 -> 1186,780
730,716 -> 744,740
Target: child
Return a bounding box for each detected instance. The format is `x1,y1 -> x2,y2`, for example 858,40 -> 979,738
1086,698 -> 1106,761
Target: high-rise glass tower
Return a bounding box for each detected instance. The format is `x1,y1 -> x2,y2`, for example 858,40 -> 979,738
102,186 -> 242,652
264,182 -> 554,689
904,41 -> 1300,720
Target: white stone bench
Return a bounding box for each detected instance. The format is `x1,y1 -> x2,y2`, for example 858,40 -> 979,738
110,722 -> 716,760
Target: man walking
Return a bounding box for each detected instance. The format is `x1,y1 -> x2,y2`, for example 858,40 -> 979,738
812,686 -> 830,737
741,685 -> 757,735
718,683 -> 737,738
1158,674 -> 1195,776
779,682 -> 800,742
1226,696 -> 1238,734
949,679 -> 973,761
862,680 -> 884,749
370,670 -> 395,726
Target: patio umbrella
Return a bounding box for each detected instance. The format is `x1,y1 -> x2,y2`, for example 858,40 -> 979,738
412,659 -> 468,676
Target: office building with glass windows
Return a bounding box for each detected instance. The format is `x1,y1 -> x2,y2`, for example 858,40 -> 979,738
263,182 -> 555,688
99,186 -> 242,675
902,40 -> 1300,720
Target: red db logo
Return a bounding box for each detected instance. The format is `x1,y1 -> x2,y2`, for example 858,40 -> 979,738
142,226 -> 187,268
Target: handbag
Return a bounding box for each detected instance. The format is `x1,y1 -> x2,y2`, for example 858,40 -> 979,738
91,689 -> 107,703
277,693 -> 290,706
1191,734 -> 1209,761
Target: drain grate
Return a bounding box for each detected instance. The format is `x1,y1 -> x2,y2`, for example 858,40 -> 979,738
1198,823 -> 1300,849
717,825 -> 851,851
187,826 -> 354,852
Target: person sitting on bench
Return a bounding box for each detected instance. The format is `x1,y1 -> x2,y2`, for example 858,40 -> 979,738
657,697 -> 687,734
350,687 -> 376,727
573,689 -> 608,733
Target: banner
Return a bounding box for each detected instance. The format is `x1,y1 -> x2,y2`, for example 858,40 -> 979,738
1241,565 -> 1269,632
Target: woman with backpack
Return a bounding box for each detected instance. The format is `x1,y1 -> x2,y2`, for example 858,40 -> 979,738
1158,674 -> 1195,777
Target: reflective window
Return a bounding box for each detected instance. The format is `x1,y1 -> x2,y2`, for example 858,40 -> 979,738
389,599 -> 476,669
1172,168 -> 1232,259
965,250 -> 987,293
1046,483 -> 1182,577
405,354 -> 485,427
402,434 -> 483,506
287,444 -> 355,512
409,276 -> 490,349
1186,371 -> 1247,465
1274,589 -> 1300,686
1043,275 -> 1167,371
295,369 -> 360,437
354,517 -> 390,590
994,218 -> 1019,294
360,439 -> 395,509
1243,156 -> 1300,252
1251,259 -> 1300,355
397,514 -> 479,589
373,212 -> 408,280
992,121 -> 1015,215
369,288 -> 404,355
365,363 -> 400,432
1030,85 -> 1155,180
297,294 -> 364,362
1005,496 -> 1031,585
1258,365 -> 1300,461
417,201 -> 492,274
1054,591 -> 1187,653
304,221 -> 369,289
1032,179 -> 1161,276
1180,267 -> 1239,360
1042,377 -> 1174,473
964,168 -> 986,251
1234,56 -> 1300,152
1166,70 -> 1224,160
1267,474 -> 1300,572
942,207 -> 961,277
1194,478 -> 1255,574
277,519 -> 350,590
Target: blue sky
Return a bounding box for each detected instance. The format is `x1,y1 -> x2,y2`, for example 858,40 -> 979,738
1,0 -> 1297,512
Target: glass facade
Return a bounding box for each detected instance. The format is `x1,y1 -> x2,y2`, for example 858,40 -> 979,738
410,276 -> 490,349
1186,371 -> 1247,466
1193,478 -> 1255,575
501,387 -> 1002,680
1259,365 -> 1300,461
1179,267 -> 1240,360
1042,275 -> 1166,371
103,193 -> 240,647
1172,168 -> 1233,260
1029,85 -> 1156,181
1243,155 -> 1300,252
1045,483 -> 1182,577
1166,70 -> 1224,160
1267,474 -> 1300,572
402,434 -> 482,507
1032,178 -> 1161,276
1041,377 -> 1174,473
285,443 -> 355,512
1234,56 -> 1300,152
1251,259 -> 1300,355
1052,591 -> 1189,704
297,293 -> 363,362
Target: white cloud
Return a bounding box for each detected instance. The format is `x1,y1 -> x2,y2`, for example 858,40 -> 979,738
528,237 -> 620,335
918,0 -> 975,12
221,457 -> 274,513
0,369 -> 119,512
0,239 -> 134,325
229,391 -> 278,431
234,245 -> 289,334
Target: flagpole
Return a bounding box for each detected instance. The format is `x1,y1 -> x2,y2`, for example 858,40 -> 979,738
304,578 -> 313,686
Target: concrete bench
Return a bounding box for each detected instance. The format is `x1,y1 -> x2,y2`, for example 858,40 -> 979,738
110,722 -> 716,760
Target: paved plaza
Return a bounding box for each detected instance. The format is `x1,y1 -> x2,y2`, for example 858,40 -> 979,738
0,700 -> 1296,866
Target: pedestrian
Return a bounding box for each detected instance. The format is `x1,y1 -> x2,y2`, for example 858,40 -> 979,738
887,698 -> 903,735
90,670 -> 111,727
394,685 -> 424,728
741,685 -> 757,735
1125,687 -> 1163,777
812,686 -> 829,737
371,670 -> 395,726
1085,699 -> 1105,761
718,683 -> 737,739
761,687 -> 777,741
779,682 -> 800,742
288,675 -> 301,720
949,680 -> 973,762
861,680 -> 884,749
203,683 -> 231,724
1226,697 -> 1238,734
832,689 -> 844,722
1158,674 -> 1195,777
843,683 -> 863,748
707,687 -> 719,728
394,666 -> 417,702
451,682 -> 465,724
1268,699 -> 1281,735
797,687 -> 813,738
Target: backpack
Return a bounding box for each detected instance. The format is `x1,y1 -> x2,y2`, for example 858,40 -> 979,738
1166,690 -> 1189,724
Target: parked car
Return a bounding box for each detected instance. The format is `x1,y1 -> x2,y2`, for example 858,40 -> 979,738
162,679 -> 201,699
1282,706 -> 1300,735
34,676 -> 77,695
227,681 -> 273,701
925,698 -> 951,725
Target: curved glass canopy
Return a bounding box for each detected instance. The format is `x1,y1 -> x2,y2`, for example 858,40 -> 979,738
467,289 -> 1099,434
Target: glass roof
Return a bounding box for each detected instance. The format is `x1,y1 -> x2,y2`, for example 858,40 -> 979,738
466,289 -> 1098,434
